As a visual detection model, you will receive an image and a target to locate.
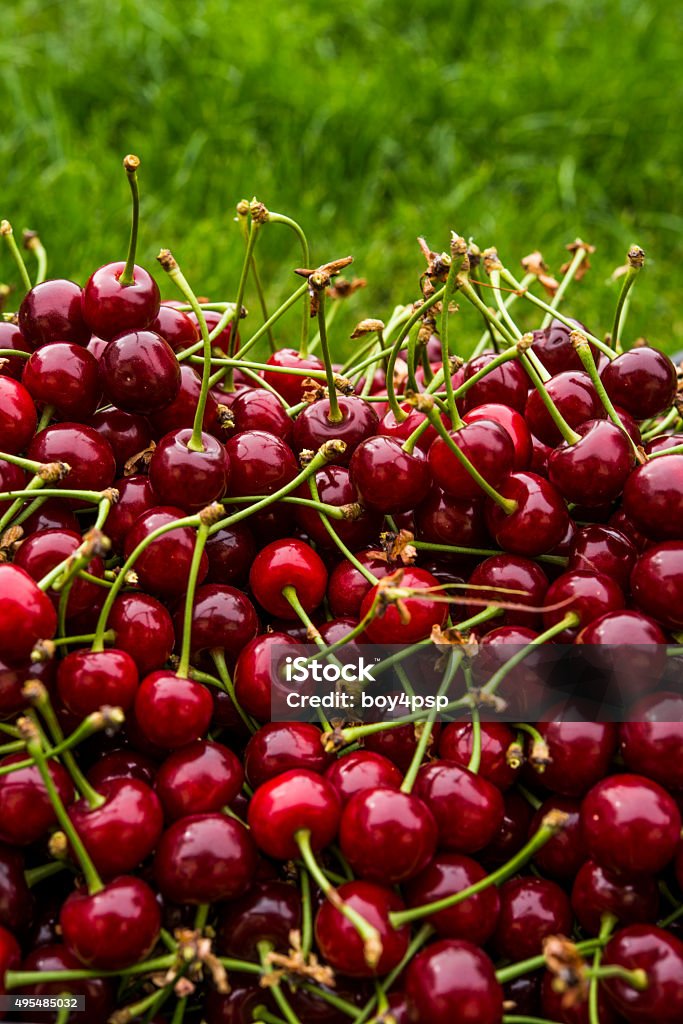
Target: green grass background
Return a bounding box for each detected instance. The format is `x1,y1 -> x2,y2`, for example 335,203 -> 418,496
2,0 -> 682,356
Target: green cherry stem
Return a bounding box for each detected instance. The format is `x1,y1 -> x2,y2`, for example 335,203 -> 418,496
257,941 -> 301,1024
300,866 -> 313,959
0,220 -> 32,292
385,285 -> 446,423
307,475 -> 379,584
440,235 -> 468,422
211,648 -> 257,734
176,519 -> 211,679
400,651 -> 462,794
118,155 -> 141,288
236,203 -> 275,353
612,246 -> 645,350
267,209 -> 311,354
570,331 -> 643,459
518,345 -> 582,444
540,243 -> 590,329
314,286 -> 343,423
642,406 -> 680,441
354,924 -> 434,1024
495,939 -> 604,985
23,231 -> 48,285
479,613 -> 580,699
589,914 -> 617,1024
25,861 -> 69,887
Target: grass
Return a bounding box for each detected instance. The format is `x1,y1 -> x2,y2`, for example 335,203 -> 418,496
1,0 -> 683,358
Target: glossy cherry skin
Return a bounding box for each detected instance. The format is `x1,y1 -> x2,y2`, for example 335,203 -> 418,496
571,859 -> 659,936
414,760 -> 504,853
13,527 -> 105,617
205,523 -> 256,585
493,876 -> 573,961
225,429 -> 298,497
147,364 -> 223,440
483,789 -> 535,866
0,845 -> 33,934
0,564 -> 58,664
405,939 -> 504,1024
247,769 -> 340,859
16,944 -> 115,1024
543,569 -> 625,640
292,396 -> 379,465
87,748 -> 157,789
230,387 -> 293,440
108,592 -> 175,676
153,812 -> 256,904
0,925 -> 21,1002
535,714 -> 617,797
19,278 -> 90,347
155,740 -> 244,821
0,321 -> 31,378
23,342 -> 100,420
428,419 -> 514,500
439,721 -> 519,790
315,881 -> 411,978
464,401 -> 532,468
123,506 -> 209,598
466,554 -> 549,631
0,753 -> 73,846
250,538 -> 328,618
581,773 -> 681,877
134,671 -> 213,749
149,428 -> 230,511
575,610 -> 667,707
150,303 -> 199,352
68,778 -> 163,878
602,925 -> 683,1024
27,423 -> 116,501
631,542 -> 683,630
360,566 -> 447,643
327,551 -> 395,619
294,465 -> 381,547
105,475 -> 158,551
0,377 -> 36,454
244,722 -> 331,789
60,875 -> 160,971
601,347 -> 677,419
175,583 -> 258,658
349,435 -> 431,513
415,487 -> 488,548
620,692 -> 683,789
485,471 -> 570,557
57,648 -> 139,716
339,788 -> 437,883
82,261 -> 160,340
623,453 -> 683,540
568,524 -> 637,590
234,632 -> 302,721
217,881 -> 301,961
263,347 -> 325,404
529,796 -> 587,880
525,370 -> 604,446
324,750 -> 402,805
20,498 -> 78,535
189,309 -> 239,354
463,351 -> 529,412
99,329 -> 180,412
405,853 -> 500,943
90,407 -> 152,475
645,431 -> 683,456
204,982 -> 276,1024
531,318 -> 594,374
549,419 -> 634,505
378,403 -> 446,453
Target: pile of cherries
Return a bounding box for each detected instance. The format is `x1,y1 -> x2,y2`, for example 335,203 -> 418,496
1,161 -> 683,1024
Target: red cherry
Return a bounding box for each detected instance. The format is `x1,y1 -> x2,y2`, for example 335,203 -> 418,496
631,542 -> 683,630
602,925 -> 683,1024
234,632 -> 302,721
154,740 -> 244,821
529,796 -> 587,880
327,551 -> 395,619
0,844 -> 33,935
153,812 -> 256,903
464,402 -> 532,468
568,524 -> 637,589
90,408 -> 152,475
134,671 -> 213,749
0,564 -> 57,664
571,859 -> 659,936
415,487 -> 489,548
525,370 -> 604,445
601,347 -> 677,419
247,769 -> 340,860
483,789 -> 535,866
405,853 -> 500,943
540,968 -> 616,1024
148,428 -> 230,512
292,397 -> 379,466
22,342 -> 100,421
0,321 -> 31,379
542,569 -> 624,640
230,387 -> 293,440
225,430 -> 298,498
294,465 -> 381,547
57,648 -> 139,716
26,423 -> 116,502
250,538 -> 328,618
575,611 -> 667,707
315,881 -> 411,978
0,753 -> 74,845
548,420 -> 634,505
349,435 -> 432,513
493,876 -> 573,960
0,377 -> 36,454
13,528 -> 105,617
620,692 -> 683,789
428,420 -> 515,500
82,262 -> 160,340
205,523 -> 256,585
324,750 -> 402,805
20,498 -> 78,535
484,471 -> 570,557
623,453 -> 683,540
339,788 -> 437,883
263,348 -> 325,404
189,309 -> 239,354
244,723 -> 332,789
68,778 -> 163,878
104,475 -> 158,551
150,303 -> 199,352
99,329 -> 180,413
87,749 -> 157,789
414,760 -> 504,853
173,583 -> 258,659
438,721 -> 519,790
645,431 -> 683,456
216,881 -> 302,961
18,279 -> 90,347
535,715 -> 618,797
531,318 -> 595,375
108,592 -> 175,676
59,875 -> 160,970
123,506 -> 209,598
463,351 -> 529,412
360,566 -> 447,643
466,554 -> 549,630
0,925 -> 21,1003
147,364 -> 223,440
378,403 -> 446,453
405,939 -> 504,1024
15,944 -> 115,1024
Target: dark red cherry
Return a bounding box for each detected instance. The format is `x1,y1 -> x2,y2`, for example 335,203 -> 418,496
174,583 -> 258,658
438,721 -> 519,790
414,760 -> 504,853
13,528 -> 105,618
0,321 -> 31,379
57,648 -> 139,717
59,875 -> 160,970
623,453 -> 683,540
82,261 -> 160,340
0,564 -> 58,664
405,853 -> 500,943
16,944 -> 115,1024
571,859 -> 659,936
405,939 -> 504,1024
483,789 -> 534,866
225,430 -> 298,498
645,432 -> 683,456
217,881 -> 301,961
0,925 -> 21,1002
360,566 -> 447,643
339,788 -> 437,883
205,523 -> 256,585
428,420 -> 514,500
529,796 -> 587,880
575,610 -> 667,707
247,769 -> 340,860
68,778 -> 163,878
27,423 -> 116,502
463,351 -> 529,412
134,671 -> 213,749
327,551 -> 395,619
325,750 -> 402,805
631,542 -> 683,629
263,347 -> 325,404
0,753 -> 74,845
581,773 -> 681,877
204,982 -> 275,1024
149,428 -> 230,512
349,435 -> 431,514
415,487 -> 489,548
23,342 -> 100,420
620,692 -> 683,789
189,309 -> 239,354
87,749 -> 157,789
293,465 -> 382,547
234,632 -> 302,722
19,279 -> 90,347
0,377 -> 36,454
244,723 -> 331,789
548,419 -> 634,505
150,303 -> 199,352
536,713 -> 617,797
0,845 -> 33,934
147,364 -> 223,439
524,370 -> 604,446
485,471 -> 570,557
601,347 -> 677,419
568,524 -> 637,589
105,475 -> 158,551
292,396 -> 378,464
109,592 -> 175,676
542,569 -> 624,640
20,498 -> 78,534
99,329 -> 180,413
230,387 -> 293,440
153,812 -> 256,903
378,403 -> 446,453
250,538 -> 327,618
155,740 -> 243,821
0,462 -> 28,516
602,925 -> 683,1024
466,554 -> 549,631
363,719 -> 442,774
90,408 -> 152,475
315,881 -> 411,978
493,876 -> 573,961
531,318 -> 595,375
123,506 -> 208,598
464,401 -> 532,468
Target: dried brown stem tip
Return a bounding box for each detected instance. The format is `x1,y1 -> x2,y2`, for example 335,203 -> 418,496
157,248 -> 178,273
569,329 -> 589,351
235,199 -> 250,217
21,679 -> 49,705
37,461 -> 71,482
0,221 -> 13,237
350,319 -> 385,339
516,332 -> 535,354
628,245 -> 646,269
249,199 -> 270,224
123,154 -> 141,173
482,247 -> 503,273
22,229 -> 40,250
198,502 -> 226,527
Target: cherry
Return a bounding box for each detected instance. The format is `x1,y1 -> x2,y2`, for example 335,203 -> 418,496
205,523 -> 256,585
531,317 -> 594,375
548,419 -> 634,505
464,401 -> 532,468
524,370 -> 604,446
483,789 -> 535,866
581,773 -> 681,877
630,542 -> 683,630
250,538 -> 328,618
108,592 -> 175,676
230,387 -> 293,440
153,812 -> 256,904
568,524 -> 637,589
234,632 -> 302,721
87,749 -> 158,789
0,377 -> 36,454
463,351 -> 529,412
0,564 -> 58,664
493,876 -> 573,961
484,471 -> 570,557
263,347 -> 325,404
90,408 -> 152,475
466,554 -> 549,630
13,528 -> 105,617
204,982 -> 275,1024
575,611 -> 667,707
294,465 -> 381,547
438,721 -> 519,790
68,778 -> 163,878
339,788 -> 437,883
620,692 -> 683,789
149,428 -> 230,512
415,487 -> 489,548
404,853 -> 500,943
327,550 -> 394,619
99,330 -> 180,413
147,364 -> 223,439
57,648 -> 139,716
601,346 -> 677,419
176,583 -> 259,659
22,342 -> 100,421
602,925 -> 683,1024
59,875 -> 160,971
534,712 -> 618,797
428,419 -> 514,500
315,881 -> 410,978
571,859 -> 659,936
216,881 -> 301,961
623,454 -> 683,540
645,431 -> 683,455
529,796 -> 587,880
123,506 -> 209,598
134,671 -> 213,749
20,498 -> 78,534
360,566 -> 447,644
0,925 -> 21,1003
290,397 -> 377,465
0,656 -> 54,721
0,321 -> 31,379
82,258 -> 160,340
405,939 -> 504,1024
189,309 -> 238,354
225,429 -> 298,498
0,845 -> 33,934
150,303 -> 199,352
18,279 -> 90,347
349,435 -> 431,514
27,423 -> 116,501
540,969 -> 616,1024
105,475 -> 158,551
155,740 -> 244,821
543,569 -> 624,640
324,750 -> 402,805
378,403 -> 446,453
414,760 -> 504,853
0,753 -> 74,845
244,722 -> 332,789
247,769 -> 340,860
16,944 -> 115,1024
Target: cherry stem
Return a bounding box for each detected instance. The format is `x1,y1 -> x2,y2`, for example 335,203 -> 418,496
495,939 -> 604,984
354,924 -> 434,1024
119,156 -> 141,288
440,239 -> 468,424
486,269 -> 550,383
5,954 -> 178,987
307,475 -> 379,584
300,865 -> 313,959
540,245 -> 589,329
503,1017 -> 568,1024
612,247 -> 645,349
258,940 -> 302,1024
389,811 -> 568,927
177,521 -> 210,678
588,913 -> 617,1024
268,211 -> 311,354
227,216 -> 260,383
313,288 -> 343,423
221,493 -> 355,521
236,204 -> 275,354
518,349 -> 582,444
253,1009 -> 290,1024
0,220 -> 32,292
456,276 -> 518,348
211,648 -> 257,734
571,331 -> 642,460
25,860 -> 68,887
466,698 -> 482,774
0,707 -> 117,777
385,286 -> 446,423
642,406 -> 679,441
230,281 -> 308,364
0,347 -> 29,360
479,612 -> 580,698
412,539 -> 567,568
400,651 -> 462,794
23,231 -> 48,284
